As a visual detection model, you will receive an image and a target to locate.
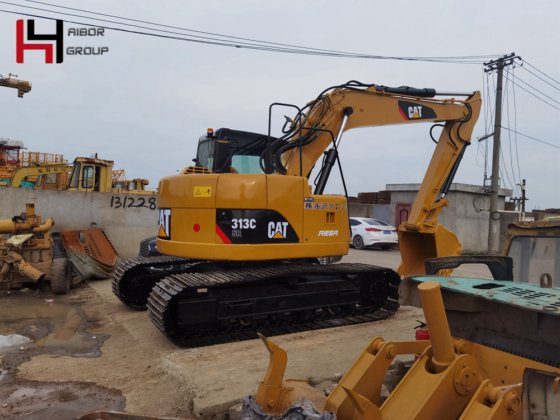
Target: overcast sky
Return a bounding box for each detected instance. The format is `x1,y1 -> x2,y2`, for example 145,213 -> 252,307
0,0 -> 558,209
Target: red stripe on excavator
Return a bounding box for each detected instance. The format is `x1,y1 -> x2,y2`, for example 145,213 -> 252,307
215,225 -> 232,244
398,106 -> 409,120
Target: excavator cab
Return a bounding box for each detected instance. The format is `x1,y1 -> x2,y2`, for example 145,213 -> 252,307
194,128 -> 273,174
67,157 -> 114,192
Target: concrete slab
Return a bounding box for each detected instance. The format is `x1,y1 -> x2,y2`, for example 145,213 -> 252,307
162,306 -> 423,418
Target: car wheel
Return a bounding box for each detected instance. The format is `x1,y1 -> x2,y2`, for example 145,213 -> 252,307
353,235 -> 365,250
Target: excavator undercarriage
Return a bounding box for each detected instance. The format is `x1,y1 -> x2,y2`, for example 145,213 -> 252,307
114,257 -> 399,346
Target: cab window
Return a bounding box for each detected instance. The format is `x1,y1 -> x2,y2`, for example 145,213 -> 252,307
69,163 -> 81,188
82,165 -> 94,189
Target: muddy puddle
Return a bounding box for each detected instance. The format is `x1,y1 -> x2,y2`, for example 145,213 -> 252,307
0,294 -> 106,357
0,291 -> 125,419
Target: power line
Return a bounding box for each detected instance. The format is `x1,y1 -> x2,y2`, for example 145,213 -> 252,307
0,7 -> 393,58
510,69 -> 522,191
18,0 -> 501,62
523,60 -> 560,88
513,74 -> 560,107
475,69 -> 488,172
501,79 -> 520,196
503,73 -> 520,196
501,126 -> 560,150
505,74 -> 560,111
1,1 -> 331,53
484,53 -> 519,253
480,71 -> 496,189
520,65 -> 560,93
21,0 -> 372,54
499,149 -> 517,196
0,3 -> 497,63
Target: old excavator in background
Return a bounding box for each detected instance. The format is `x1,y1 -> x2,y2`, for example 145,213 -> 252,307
66,156 -> 153,194
1,155 -> 153,193
113,81 -> 481,346
3,163 -> 73,189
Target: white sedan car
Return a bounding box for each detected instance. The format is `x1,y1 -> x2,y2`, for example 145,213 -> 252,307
349,217 -> 399,250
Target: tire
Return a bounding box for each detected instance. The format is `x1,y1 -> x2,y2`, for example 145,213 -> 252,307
353,235 -> 365,250
50,258 -> 71,294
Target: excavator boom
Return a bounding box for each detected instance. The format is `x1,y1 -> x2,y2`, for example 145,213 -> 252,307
267,83 -> 480,274
6,164 -> 72,188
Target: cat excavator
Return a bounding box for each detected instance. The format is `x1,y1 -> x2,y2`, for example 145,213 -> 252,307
112,81 -> 481,346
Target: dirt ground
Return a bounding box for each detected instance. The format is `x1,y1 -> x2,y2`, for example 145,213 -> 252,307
0,249 -> 491,419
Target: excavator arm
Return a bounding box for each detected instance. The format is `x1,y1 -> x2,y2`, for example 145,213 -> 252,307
269,82 -> 481,275
8,164 -> 72,188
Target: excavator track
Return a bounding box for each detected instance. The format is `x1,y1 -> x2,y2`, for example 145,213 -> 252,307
147,262 -> 400,347
112,255 -> 194,310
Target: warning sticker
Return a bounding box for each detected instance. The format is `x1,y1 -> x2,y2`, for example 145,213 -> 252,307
194,186 -> 212,197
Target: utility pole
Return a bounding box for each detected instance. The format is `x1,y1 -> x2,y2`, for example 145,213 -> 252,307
519,179 -> 527,213
484,53 -> 519,253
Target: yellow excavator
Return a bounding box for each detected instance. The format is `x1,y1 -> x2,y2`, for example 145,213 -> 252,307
2,156 -> 153,193
4,163 -> 72,189
112,81 -> 481,346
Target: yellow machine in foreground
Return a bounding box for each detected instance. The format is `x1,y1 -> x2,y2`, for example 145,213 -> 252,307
251,279 -> 559,419
247,220 -> 560,419
113,81 -> 481,346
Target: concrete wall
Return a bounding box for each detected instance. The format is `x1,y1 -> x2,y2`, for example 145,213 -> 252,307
0,183 -> 516,257
348,203 -> 372,218
386,183 -> 512,253
371,204 -> 393,224
348,203 -> 392,225
0,188 -> 157,258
